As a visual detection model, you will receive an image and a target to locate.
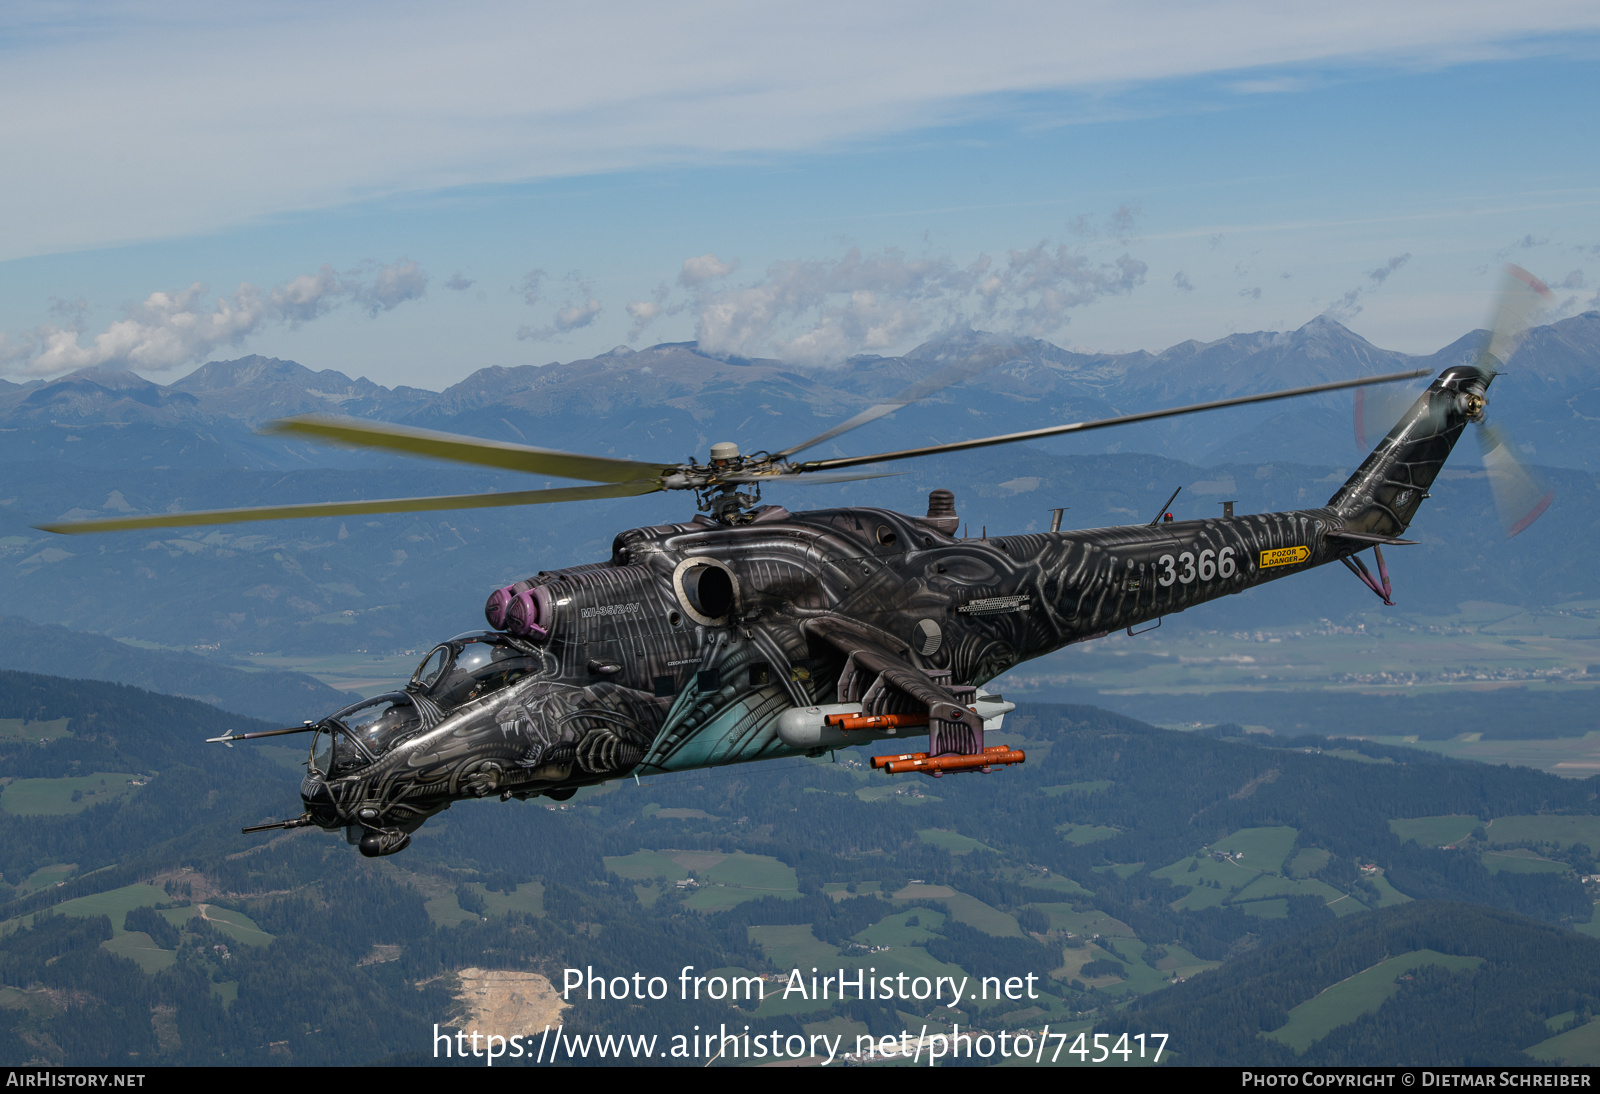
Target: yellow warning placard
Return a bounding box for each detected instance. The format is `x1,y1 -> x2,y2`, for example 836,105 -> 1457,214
1260,546 -> 1310,568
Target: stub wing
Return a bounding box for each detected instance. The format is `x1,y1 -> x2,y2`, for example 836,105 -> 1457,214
801,615 -> 984,757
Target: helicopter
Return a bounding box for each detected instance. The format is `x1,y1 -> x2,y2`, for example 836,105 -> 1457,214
38,267 -> 1556,857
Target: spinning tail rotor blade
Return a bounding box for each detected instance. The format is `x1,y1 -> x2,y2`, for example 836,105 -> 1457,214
774,346 -> 1017,459
35,480 -> 663,534
263,416 -> 674,483
1479,423 -> 1553,538
1479,264 -> 1554,376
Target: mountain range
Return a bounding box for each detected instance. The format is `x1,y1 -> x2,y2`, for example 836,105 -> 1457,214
0,315 -> 1592,663
4,311 -> 1597,474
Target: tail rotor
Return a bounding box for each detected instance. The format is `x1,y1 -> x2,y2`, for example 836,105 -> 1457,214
1353,263 -> 1555,538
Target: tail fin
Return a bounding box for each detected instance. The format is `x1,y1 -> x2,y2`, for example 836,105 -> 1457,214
1327,363 -> 1492,536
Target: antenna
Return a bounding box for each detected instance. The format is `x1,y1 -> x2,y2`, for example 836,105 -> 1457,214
1149,487 -> 1182,525
1047,508 -> 1067,533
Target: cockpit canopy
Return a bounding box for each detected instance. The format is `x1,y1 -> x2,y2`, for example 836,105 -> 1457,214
409,630 -> 540,710
307,632 -> 541,779
310,692 -> 420,777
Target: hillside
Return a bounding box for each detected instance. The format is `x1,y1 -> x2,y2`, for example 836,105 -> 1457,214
2,672 -> 1599,1064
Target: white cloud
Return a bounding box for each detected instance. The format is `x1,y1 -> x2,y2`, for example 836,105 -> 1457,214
555,298 -> 602,332
679,253 -> 739,286
517,296 -> 602,342
634,234 -> 1146,365
521,269 -> 546,306
1366,253 -> 1411,286
270,266 -> 343,323
2,259 -> 428,377
3,4 -> 1597,259
358,258 -> 428,314
1325,252 -> 1411,320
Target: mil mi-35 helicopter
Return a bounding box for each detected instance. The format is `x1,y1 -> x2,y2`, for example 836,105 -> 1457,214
40,268 -> 1557,856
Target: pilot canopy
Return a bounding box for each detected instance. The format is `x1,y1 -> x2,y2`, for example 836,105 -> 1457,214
409,630 -> 541,710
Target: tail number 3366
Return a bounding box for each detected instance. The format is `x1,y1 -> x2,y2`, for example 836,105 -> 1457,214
1157,547 -> 1235,587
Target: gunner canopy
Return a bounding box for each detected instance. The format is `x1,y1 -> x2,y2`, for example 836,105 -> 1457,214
308,632 -> 540,778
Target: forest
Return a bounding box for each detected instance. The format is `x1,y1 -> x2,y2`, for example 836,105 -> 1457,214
0,670 -> 1597,1065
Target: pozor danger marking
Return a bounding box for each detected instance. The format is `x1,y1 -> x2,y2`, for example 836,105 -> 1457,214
1260,546 -> 1311,568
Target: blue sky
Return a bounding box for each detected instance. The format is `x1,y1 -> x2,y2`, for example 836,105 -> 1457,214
1,2 -> 1597,390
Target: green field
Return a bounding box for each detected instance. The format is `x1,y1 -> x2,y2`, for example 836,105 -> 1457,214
1392,814 -> 1600,850
1152,852 -> 1266,897
1389,815 -> 1479,847
680,853 -> 800,910
20,863 -> 75,892
0,718 -> 71,742
1367,875 -> 1412,907
1481,849 -> 1569,875
887,882 -> 1022,936
1528,1018 -> 1600,1065
1286,848 -> 1331,878
1026,874 -> 1093,898
1150,944 -> 1219,981
1171,885 -> 1229,911
918,828 -> 996,855
1059,824 -> 1119,845
1365,734 -> 1600,778
102,931 -> 176,974
462,881 -> 544,917
1095,939 -> 1176,996
854,908 -> 946,947
51,883 -> 170,930
749,924 -> 838,969
1042,780 -> 1113,796
1210,827 -> 1298,873
1038,907 -> 1135,938
1485,815 -> 1600,849
855,785 -> 937,803
604,850 -> 689,881
703,853 -> 798,891
424,892 -> 479,927
2,884 -> 259,957
1264,950 -> 1485,1053
1149,828 -> 1373,915
1239,898 -> 1289,918
1233,874 -> 1346,906
2,773 -> 143,815
197,905 -> 272,946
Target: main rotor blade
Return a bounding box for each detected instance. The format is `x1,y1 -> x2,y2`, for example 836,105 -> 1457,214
774,346 -> 1017,460
263,416 -> 674,483
1353,379 -> 1428,450
799,368 -> 1432,472
36,480 -> 661,535
725,470 -> 903,485
1479,264 -> 1554,376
